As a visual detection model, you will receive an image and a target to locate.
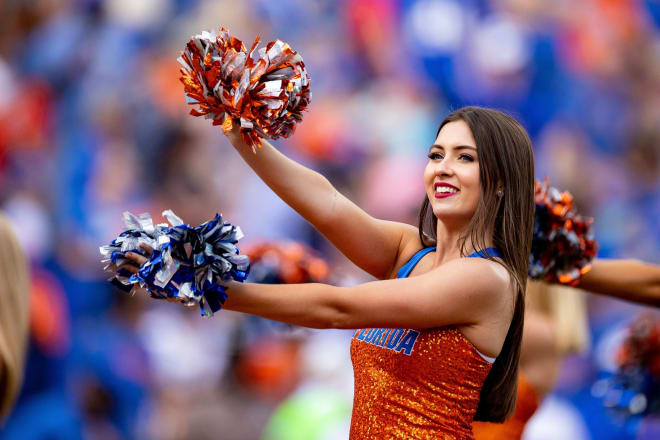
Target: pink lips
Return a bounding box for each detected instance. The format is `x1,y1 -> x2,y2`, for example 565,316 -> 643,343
434,182 -> 459,199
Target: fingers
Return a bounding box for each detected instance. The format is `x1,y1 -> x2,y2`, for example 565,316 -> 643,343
111,250 -> 148,278
125,251 -> 148,265
116,246 -> 188,307
117,262 -> 140,275
138,242 -> 154,256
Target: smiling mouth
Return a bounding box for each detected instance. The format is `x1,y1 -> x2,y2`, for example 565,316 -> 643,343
434,184 -> 459,198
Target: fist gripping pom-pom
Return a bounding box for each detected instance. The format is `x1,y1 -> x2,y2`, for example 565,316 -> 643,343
100,210 -> 249,317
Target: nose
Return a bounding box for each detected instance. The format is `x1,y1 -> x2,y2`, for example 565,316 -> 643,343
434,157 -> 454,177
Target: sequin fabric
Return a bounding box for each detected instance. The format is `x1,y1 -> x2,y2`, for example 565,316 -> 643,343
349,325 -> 493,439
472,374 -> 540,440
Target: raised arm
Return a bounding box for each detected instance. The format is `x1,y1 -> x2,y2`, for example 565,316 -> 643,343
578,259 -> 660,307
225,128 -> 416,279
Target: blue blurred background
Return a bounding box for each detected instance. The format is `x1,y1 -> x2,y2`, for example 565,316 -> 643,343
0,0 -> 658,438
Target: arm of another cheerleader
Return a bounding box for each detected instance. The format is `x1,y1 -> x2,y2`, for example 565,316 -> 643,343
578,259 -> 660,307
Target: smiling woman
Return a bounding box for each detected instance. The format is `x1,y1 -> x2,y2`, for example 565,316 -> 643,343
424,120 -> 482,225
124,106 -> 535,439
418,108 -> 536,423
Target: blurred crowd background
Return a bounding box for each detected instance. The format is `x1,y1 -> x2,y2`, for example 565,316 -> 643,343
0,0 -> 659,439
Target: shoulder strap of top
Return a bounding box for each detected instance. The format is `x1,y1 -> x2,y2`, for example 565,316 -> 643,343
467,247 -> 501,259
396,247 -> 500,278
396,247 -> 435,279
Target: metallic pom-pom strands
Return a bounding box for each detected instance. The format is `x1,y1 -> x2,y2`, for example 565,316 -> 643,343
178,28 -> 311,153
529,179 -> 598,285
100,210 -> 249,317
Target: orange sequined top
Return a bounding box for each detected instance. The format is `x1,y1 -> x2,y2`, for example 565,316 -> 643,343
349,248 -> 498,440
472,374 -> 540,440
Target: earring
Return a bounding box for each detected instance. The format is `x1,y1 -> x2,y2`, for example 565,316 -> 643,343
496,189 -> 504,198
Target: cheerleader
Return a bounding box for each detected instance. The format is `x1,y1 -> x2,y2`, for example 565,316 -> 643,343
125,106 -> 535,439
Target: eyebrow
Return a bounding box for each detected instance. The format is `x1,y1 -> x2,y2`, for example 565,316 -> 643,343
429,144 -> 477,152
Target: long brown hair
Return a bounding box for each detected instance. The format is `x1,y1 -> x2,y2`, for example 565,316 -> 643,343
0,213 -> 30,423
418,106 -> 535,422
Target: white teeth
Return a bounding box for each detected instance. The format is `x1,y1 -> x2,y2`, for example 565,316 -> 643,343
436,186 -> 458,194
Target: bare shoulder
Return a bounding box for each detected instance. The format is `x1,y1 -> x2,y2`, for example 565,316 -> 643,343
431,257 -> 514,312
386,223 -> 425,278
441,257 -> 510,287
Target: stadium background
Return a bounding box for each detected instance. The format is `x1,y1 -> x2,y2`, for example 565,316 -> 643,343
0,0 -> 659,438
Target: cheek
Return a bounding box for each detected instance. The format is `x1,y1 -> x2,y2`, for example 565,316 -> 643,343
423,163 -> 434,190
467,166 -> 481,188
464,168 -> 481,205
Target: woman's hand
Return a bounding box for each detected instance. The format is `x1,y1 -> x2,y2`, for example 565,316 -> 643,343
121,242 -> 151,272
119,244 -> 204,306
223,119 -> 247,150
120,244 -> 178,302
114,243 -> 149,296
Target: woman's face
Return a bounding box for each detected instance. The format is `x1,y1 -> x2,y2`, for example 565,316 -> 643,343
424,119 -> 481,226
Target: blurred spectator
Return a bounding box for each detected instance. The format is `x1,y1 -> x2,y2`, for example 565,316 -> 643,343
0,214 -> 30,423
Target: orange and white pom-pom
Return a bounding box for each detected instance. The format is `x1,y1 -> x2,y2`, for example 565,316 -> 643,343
178,29 -> 311,153
530,179 -> 598,285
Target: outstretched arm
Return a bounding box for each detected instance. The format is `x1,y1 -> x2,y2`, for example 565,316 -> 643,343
225,128 -> 415,280
221,258 -> 511,331
123,250 -> 511,330
579,259 -> 660,307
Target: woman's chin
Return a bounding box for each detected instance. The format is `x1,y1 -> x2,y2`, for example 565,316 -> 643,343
432,208 -> 474,225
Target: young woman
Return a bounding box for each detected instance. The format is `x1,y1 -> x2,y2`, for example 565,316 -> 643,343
0,213 -> 30,423
125,106 -> 535,438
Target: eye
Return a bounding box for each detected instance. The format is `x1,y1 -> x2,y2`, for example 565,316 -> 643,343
427,152 -> 443,160
459,153 -> 475,162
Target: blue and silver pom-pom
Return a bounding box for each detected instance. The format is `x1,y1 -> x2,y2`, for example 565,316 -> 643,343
100,210 -> 249,317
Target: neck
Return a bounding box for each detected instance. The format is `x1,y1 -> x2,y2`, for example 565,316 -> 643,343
432,219 -> 495,266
